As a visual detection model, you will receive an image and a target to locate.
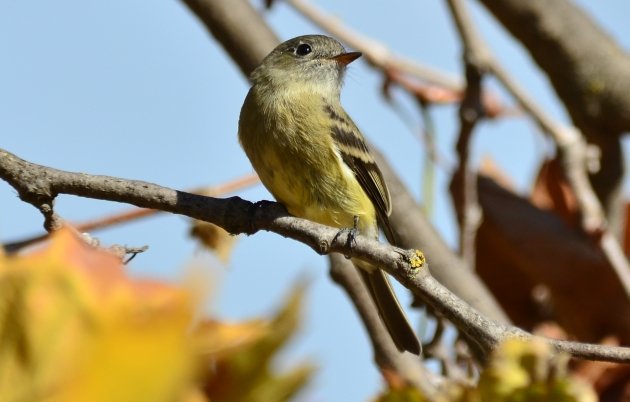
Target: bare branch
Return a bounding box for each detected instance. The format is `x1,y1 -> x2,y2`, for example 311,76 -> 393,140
181,0 -> 279,77
444,0 -> 630,298
476,0 -> 630,137
446,0 -> 487,269
476,0 -> 627,239
2,148 -> 629,363
4,173 -> 260,253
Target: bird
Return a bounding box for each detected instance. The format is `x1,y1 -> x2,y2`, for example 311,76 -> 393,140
238,34 -> 420,354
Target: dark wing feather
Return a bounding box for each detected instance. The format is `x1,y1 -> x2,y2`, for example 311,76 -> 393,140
326,104 -> 397,245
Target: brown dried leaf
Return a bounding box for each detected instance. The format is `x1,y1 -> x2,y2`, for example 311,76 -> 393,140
190,221 -> 238,263
475,175 -> 630,342
531,156 -> 580,230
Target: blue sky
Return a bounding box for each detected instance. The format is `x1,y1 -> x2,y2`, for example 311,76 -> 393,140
1,1 -> 629,401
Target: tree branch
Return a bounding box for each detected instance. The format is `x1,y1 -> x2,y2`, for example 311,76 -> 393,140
475,0 -> 627,233
181,0 -> 278,78
2,148 -> 630,363
4,174 -> 260,253
445,0 -> 630,299
446,0 -> 486,269
476,0 -> 630,137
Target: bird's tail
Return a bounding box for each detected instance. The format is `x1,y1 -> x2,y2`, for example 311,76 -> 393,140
359,268 -> 421,355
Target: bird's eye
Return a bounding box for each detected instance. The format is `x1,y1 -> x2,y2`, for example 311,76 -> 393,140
295,43 -> 312,57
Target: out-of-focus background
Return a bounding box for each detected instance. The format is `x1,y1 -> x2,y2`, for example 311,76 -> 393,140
1,1 -> 629,400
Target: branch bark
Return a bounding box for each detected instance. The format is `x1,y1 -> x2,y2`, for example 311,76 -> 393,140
3,148 -> 629,363
4,174 -> 260,253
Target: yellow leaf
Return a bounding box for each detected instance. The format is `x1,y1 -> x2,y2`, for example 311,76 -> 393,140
0,227 -> 200,402
478,339 -> 597,402
200,284 -> 315,402
196,318 -> 269,357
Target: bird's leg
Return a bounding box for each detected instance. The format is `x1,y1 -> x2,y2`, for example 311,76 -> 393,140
333,215 -> 359,259
349,215 -> 359,248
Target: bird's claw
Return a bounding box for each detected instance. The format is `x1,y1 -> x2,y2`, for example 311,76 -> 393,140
333,216 -> 359,259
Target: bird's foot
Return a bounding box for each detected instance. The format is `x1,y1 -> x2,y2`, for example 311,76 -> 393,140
333,216 -> 359,259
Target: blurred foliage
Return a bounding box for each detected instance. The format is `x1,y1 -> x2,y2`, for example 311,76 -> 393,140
375,339 -> 596,402
200,284 -> 315,402
477,339 -> 596,402
0,227 -> 598,402
0,228 -> 312,402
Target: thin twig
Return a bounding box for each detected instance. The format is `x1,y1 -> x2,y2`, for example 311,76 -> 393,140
446,0 -> 485,269
284,0 -> 462,90
418,102 -> 438,216
423,317 -> 474,381
286,0 -> 515,121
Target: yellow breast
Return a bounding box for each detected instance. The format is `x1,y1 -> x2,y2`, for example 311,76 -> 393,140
238,87 -> 376,231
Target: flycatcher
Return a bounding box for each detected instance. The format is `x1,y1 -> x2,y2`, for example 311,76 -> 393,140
238,35 -> 420,354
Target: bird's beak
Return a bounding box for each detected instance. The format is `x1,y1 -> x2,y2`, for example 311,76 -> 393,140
331,51 -> 362,66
